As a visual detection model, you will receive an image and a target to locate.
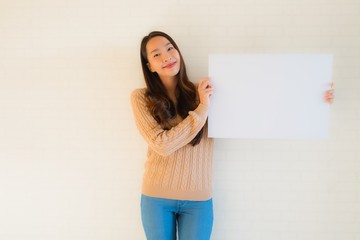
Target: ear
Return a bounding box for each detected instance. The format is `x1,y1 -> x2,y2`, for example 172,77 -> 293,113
147,63 -> 155,73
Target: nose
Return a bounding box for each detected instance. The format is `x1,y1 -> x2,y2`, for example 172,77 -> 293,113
162,52 -> 172,62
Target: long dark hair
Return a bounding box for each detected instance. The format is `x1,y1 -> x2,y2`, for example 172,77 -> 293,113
140,31 -> 204,146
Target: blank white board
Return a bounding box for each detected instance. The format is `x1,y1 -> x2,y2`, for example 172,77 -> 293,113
208,54 -> 333,139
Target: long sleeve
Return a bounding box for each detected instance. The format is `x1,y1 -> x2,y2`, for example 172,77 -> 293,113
130,89 -> 208,156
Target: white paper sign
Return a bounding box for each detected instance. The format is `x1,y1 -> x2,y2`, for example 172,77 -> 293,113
208,54 -> 333,139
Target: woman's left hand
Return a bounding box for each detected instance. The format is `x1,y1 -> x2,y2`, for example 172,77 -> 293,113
324,82 -> 335,104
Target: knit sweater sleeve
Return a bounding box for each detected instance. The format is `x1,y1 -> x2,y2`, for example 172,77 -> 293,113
131,89 -> 208,156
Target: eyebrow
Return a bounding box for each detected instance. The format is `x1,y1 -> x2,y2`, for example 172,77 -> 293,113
149,42 -> 172,55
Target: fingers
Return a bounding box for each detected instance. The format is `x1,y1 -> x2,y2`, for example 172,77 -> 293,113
324,90 -> 334,104
198,77 -> 212,90
324,82 -> 335,104
198,77 -> 214,106
198,78 -> 213,94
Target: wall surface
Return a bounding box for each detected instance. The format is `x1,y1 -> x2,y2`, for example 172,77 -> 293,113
0,0 -> 359,239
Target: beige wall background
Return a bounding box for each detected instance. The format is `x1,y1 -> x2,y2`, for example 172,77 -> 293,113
0,0 -> 359,239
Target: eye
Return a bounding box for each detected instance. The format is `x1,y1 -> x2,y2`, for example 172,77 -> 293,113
168,46 -> 174,51
153,53 -> 160,58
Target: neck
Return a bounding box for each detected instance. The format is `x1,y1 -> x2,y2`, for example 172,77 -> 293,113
161,76 -> 178,103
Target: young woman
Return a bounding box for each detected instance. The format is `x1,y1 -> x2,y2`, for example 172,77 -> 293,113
131,31 -> 214,240
131,31 -> 334,240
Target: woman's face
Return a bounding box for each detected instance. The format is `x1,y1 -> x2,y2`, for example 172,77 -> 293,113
146,36 -> 181,81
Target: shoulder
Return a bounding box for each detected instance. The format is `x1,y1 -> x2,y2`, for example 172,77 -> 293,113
131,88 -> 146,97
131,88 -> 147,102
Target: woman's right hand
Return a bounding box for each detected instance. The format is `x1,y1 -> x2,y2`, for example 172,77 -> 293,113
198,77 -> 214,107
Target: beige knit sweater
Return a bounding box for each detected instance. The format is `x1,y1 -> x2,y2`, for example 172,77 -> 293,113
131,88 -> 214,201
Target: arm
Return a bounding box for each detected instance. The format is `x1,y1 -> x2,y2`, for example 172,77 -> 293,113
131,89 -> 208,156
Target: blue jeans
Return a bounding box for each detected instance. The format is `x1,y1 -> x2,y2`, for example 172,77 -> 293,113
141,194 -> 213,240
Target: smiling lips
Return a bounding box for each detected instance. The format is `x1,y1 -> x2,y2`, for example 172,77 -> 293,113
163,62 -> 177,69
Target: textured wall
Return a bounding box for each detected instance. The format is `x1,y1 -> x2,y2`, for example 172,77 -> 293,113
0,0 -> 359,239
